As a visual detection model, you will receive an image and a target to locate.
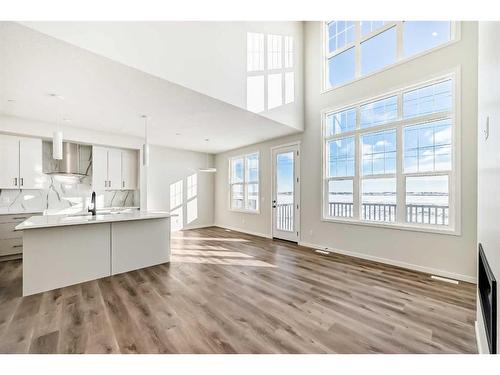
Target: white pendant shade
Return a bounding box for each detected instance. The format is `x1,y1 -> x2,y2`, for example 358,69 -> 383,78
199,153 -> 216,173
142,143 -> 149,167
142,115 -> 149,167
52,131 -> 63,160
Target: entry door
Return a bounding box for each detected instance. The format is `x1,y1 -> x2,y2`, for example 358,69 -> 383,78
272,144 -> 300,242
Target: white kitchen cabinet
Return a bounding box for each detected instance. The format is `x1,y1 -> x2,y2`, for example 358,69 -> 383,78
92,146 -> 109,190
19,137 -> 44,189
0,135 -> 20,189
107,149 -> 122,190
121,150 -> 138,190
92,146 -> 137,191
0,135 -> 44,189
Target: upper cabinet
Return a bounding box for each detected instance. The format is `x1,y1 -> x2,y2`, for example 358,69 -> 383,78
0,134 -> 44,189
92,146 -> 138,191
121,150 -> 138,190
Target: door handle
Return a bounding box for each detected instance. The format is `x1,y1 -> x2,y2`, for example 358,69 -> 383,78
20,177 -> 23,187
272,200 -> 277,208
14,177 -> 17,186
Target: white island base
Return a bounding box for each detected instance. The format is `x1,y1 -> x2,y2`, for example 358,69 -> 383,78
18,212 -> 171,296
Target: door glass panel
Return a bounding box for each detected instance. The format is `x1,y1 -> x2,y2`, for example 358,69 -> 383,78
276,151 -> 294,232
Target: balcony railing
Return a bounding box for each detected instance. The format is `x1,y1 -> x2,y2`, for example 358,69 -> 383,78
275,202 -> 449,231
327,202 -> 449,225
276,203 -> 294,231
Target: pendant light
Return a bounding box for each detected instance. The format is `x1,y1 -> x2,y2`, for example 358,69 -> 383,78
52,130 -> 63,160
199,139 -> 216,173
142,115 -> 150,166
49,93 -> 64,160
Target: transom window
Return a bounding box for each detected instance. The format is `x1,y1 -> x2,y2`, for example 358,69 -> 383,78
324,21 -> 456,90
247,32 -> 295,113
322,75 -> 457,231
230,152 -> 260,212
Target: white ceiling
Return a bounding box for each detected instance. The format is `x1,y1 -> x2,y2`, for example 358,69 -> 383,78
0,22 -> 301,153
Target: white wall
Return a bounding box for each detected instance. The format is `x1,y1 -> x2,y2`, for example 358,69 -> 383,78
21,21 -> 304,131
146,145 -> 214,230
476,21 -> 500,354
215,21 -> 478,282
0,114 -> 215,229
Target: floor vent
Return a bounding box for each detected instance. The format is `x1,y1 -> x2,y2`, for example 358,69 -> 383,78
430,275 -> 459,284
315,249 -> 330,255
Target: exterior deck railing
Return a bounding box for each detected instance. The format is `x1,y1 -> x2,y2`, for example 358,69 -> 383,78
275,202 -> 449,230
276,203 -> 294,231
328,202 -> 449,225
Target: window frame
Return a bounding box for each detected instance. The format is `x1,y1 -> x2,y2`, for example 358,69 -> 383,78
321,70 -> 461,235
229,151 -> 261,214
322,21 -> 461,93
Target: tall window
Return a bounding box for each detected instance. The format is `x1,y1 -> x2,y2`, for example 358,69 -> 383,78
247,32 -> 295,113
230,152 -> 260,212
323,75 -> 457,231
324,21 -> 456,89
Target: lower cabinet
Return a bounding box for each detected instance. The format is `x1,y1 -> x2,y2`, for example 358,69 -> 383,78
0,214 -> 40,259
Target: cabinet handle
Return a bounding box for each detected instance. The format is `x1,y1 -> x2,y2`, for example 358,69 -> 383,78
122,181 -> 125,188
14,177 -> 17,186
20,177 -> 23,187
13,217 -> 27,220
12,245 -> 23,248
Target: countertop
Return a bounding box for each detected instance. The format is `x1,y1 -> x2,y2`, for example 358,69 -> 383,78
0,210 -> 43,216
15,211 -> 172,231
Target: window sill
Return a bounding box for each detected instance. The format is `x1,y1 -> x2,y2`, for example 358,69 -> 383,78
229,208 -> 261,215
321,38 -> 461,95
321,216 -> 460,236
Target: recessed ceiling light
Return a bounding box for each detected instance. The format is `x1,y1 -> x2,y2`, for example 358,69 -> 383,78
205,138 -> 210,142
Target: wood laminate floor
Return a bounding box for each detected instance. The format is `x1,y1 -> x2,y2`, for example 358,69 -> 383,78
0,226 -> 477,354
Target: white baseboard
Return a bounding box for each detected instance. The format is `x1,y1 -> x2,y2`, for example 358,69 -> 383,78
214,223 -> 272,239
299,241 -> 476,284
181,223 -> 215,231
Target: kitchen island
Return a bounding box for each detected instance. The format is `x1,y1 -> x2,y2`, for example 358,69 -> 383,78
16,211 -> 171,296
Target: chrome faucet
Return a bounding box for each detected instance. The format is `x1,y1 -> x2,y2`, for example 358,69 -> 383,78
88,191 -> 97,216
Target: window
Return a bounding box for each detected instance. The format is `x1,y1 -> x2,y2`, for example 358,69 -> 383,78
268,73 -> 283,109
247,33 -> 295,113
361,27 -> 397,75
324,21 -> 456,89
230,152 -> 260,212
322,75 -> 457,231
247,32 -> 264,72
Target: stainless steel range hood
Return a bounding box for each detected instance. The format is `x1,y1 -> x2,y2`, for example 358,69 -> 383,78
43,141 -> 92,177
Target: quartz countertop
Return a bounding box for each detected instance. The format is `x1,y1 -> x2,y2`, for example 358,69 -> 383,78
0,210 -> 43,216
15,211 -> 172,231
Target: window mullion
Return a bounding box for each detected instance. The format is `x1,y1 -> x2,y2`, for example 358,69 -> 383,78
396,126 -> 405,224
396,21 -> 404,61
353,107 -> 361,220
354,22 -> 361,79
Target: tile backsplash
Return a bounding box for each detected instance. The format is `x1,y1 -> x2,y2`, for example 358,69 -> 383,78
0,175 -> 138,215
